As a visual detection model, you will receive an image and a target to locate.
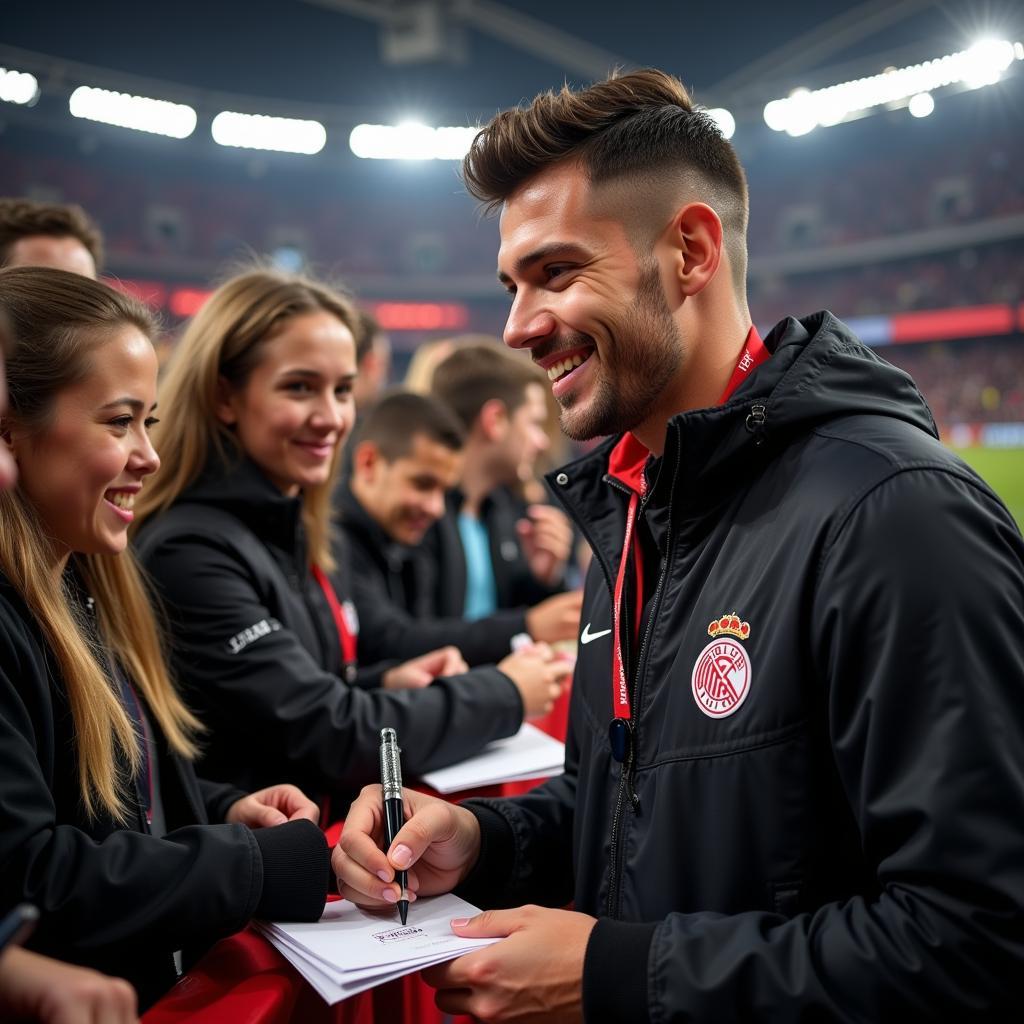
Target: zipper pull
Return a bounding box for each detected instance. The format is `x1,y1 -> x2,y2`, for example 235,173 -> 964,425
628,782 -> 641,814
745,403 -> 767,447
625,752 -> 642,815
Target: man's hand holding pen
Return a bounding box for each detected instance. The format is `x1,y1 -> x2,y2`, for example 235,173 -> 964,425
332,784 -> 481,910
332,785 -> 594,1022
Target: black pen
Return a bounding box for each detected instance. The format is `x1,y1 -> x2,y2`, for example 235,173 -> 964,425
379,728 -> 409,925
0,903 -> 38,955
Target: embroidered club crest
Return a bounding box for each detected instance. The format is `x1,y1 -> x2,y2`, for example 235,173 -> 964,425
691,613 -> 752,718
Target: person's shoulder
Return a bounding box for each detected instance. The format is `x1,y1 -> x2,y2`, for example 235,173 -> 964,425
136,501 -> 248,559
0,573 -> 49,674
0,571 -> 32,630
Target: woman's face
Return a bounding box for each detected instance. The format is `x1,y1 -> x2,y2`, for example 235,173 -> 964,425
217,310 -> 357,496
10,326 -> 160,560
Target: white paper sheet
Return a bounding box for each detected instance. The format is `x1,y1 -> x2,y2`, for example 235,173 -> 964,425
418,722 -> 565,794
256,893 -> 500,1004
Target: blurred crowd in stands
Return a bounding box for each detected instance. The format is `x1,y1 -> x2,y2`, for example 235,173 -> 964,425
0,93 -> 1020,433
883,337 -> 1024,429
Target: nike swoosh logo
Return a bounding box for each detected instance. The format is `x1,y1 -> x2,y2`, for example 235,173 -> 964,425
580,623 -> 612,645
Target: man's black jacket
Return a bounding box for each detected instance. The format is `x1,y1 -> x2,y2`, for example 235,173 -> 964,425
135,456 -> 524,805
432,484 -> 566,613
334,480 -> 528,666
457,312 -> 1024,1021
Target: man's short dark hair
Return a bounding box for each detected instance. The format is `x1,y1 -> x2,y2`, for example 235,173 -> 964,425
430,342 -> 543,432
461,68 -> 748,291
0,198 -> 105,270
356,389 -> 464,461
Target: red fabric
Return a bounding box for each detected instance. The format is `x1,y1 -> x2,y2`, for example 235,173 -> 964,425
142,927 -> 474,1024
716,325 -> 768,404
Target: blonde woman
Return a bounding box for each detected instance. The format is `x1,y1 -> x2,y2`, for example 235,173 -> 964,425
0,268 -> 330,1011
133,269 -> 567,814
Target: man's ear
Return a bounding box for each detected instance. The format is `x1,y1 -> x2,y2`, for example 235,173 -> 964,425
477,398 -> 509,443
214,376 -> 238,426
353,439 -> 381,480
667,202 -> 724,298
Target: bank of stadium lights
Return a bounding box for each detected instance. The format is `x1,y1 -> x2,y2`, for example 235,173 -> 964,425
68,86 -> 197,139
764,38 -> 1021,137
349,123 -> 478,160
211,111 -> 326,155
0,66 -> 40,106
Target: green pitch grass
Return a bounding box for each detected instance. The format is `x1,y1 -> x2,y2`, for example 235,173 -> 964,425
954,447 -> 1024,529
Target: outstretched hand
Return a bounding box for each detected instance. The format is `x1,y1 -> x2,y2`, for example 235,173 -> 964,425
226,784 -> 320,828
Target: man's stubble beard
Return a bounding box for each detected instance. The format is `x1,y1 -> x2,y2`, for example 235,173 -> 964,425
557,261 -> 684,441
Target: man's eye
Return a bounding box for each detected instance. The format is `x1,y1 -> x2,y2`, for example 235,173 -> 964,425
545,265 -> 570,281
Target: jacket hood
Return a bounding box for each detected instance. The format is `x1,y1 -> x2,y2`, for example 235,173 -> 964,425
755,311 -> 936,440
547,311 -> 938,506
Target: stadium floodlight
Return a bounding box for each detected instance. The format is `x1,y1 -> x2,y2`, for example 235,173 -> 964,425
763,37 -> 1019,136
908,92 -> 935,118
211,111 -> 326,155
69,86 -> 196,138
349,122 -> 478,160
0,66 -> 40,106
704,108 -> 736,140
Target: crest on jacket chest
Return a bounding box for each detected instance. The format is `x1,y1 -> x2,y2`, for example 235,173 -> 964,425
691,613 -> 753,719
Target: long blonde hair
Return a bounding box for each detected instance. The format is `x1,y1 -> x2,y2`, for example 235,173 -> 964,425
0,267 -> 201,823
133,269 -> 358,570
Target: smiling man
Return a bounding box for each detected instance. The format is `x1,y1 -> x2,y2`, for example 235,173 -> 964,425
333,69 -> 1024,1021
337,389 -> 582,666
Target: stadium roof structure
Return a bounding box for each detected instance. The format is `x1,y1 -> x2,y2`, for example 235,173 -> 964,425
2,0 -> 1021,140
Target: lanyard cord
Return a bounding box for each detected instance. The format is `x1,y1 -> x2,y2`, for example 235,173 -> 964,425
311,564 -> 358,670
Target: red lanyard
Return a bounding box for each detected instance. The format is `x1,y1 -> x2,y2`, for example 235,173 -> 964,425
311,564 -> 358,671
608,327 -> 768,733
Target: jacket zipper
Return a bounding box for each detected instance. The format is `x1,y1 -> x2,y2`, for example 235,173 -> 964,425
605,434 -> 681,919
599,476 -> 636,920
746,402 -> 767,446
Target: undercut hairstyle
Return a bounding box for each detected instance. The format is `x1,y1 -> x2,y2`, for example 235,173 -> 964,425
0,197 -> 105,271
462,68 -> 749,293
431,341 -> 544,431
356,389 -> 464,461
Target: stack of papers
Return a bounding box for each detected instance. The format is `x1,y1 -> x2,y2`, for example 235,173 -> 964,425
419,722 -> 565,794
256,893 -> 499,1004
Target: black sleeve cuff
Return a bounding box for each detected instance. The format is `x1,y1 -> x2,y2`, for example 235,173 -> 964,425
353,661 -> 398,690
582,918 -> 657,1023
252,818 -> 330,921
197,776 -> 249,824
452,802 -> 517,908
